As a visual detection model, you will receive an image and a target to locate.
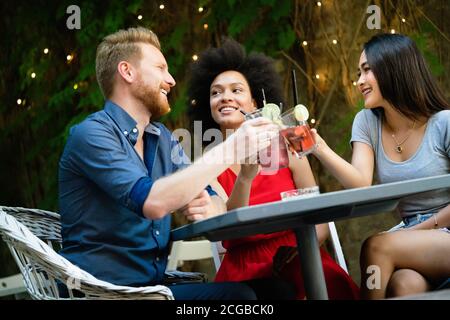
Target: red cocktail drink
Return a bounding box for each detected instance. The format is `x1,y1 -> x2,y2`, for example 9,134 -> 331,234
280,120 -> 317,157
244,109 -> 289,173
258,134 -> 290,173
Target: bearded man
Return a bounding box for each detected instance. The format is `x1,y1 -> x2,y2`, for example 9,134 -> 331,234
58,27 -> 292,300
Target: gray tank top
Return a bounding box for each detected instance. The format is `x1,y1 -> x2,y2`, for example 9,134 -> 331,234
351,108 -> 450,218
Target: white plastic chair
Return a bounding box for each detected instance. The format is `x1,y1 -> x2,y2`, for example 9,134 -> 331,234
212,241 -> 226,271
327,222 -> 348,273
0,273 -> 27,298
0,206 -> 173,300
167,240 -> 222,272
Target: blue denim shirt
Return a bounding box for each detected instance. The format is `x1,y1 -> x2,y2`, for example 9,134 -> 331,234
58,100 -> 216,286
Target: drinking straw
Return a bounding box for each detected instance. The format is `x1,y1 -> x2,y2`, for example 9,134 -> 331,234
291,69 -> 299,105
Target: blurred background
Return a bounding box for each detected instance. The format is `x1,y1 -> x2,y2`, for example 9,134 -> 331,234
0,0 -> 448,287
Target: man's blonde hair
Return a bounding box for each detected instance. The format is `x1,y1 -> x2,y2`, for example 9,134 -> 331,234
95,27 -> 161,98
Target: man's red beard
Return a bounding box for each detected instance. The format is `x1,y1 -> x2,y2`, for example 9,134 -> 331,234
132,78 -> 171,119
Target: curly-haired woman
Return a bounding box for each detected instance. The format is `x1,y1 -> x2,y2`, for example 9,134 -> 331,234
188,38 -> 360,299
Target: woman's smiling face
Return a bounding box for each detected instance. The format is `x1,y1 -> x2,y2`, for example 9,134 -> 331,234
209,70 -> 257,129
357,51 -> 385,109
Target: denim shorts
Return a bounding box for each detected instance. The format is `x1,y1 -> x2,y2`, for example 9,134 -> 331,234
388,212 -> 450,233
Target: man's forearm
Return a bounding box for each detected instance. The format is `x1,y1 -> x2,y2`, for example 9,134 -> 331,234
142,117 -> 277,219
143,140 -> 232,219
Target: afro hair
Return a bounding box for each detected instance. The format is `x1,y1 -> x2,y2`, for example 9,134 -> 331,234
188,38 -> 285,130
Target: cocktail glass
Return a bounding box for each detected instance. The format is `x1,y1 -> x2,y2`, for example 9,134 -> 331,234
243,109 -> 289,173
280,186 -> 320,201
280,109 -> 317,157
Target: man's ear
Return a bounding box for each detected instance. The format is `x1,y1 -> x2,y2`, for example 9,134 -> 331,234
117,61 -> 134,84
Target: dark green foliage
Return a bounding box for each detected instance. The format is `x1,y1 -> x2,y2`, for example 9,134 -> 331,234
0,0 -> 447,213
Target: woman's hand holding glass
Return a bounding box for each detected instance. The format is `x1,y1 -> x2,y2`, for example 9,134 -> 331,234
309,128 -> 328,154
238,163 -> 260,182
243,108 -> 290,172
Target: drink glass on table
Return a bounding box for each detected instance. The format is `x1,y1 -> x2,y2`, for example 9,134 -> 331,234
243,107 -> 289,173
280,105 -> 317,158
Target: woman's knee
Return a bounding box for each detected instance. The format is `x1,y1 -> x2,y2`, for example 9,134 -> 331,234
360,233 -> 391,262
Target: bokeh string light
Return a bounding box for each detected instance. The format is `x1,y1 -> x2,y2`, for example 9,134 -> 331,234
19,1 -> 428,115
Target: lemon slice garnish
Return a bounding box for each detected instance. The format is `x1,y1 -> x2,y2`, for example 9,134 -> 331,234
261,103 -> 281,121
293,104 -> 309,121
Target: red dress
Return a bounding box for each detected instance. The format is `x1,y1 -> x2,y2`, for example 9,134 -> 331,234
215,168 -> 360,300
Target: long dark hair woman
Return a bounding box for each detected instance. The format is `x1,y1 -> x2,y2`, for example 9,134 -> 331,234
311,33 -> 450,299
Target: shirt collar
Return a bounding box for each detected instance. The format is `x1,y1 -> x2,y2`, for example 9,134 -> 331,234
104,100 -> 161,146
145,122 -> 161,136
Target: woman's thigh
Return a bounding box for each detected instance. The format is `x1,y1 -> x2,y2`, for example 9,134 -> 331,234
365,229 -> 450,281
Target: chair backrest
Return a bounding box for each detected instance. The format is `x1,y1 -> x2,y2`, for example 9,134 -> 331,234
167,240 -> 221,271
328,222 -> 348,273
212,241 -> 226,271
0,206 -> 62,249
0,206 -> 173,300
0,273 -> 27,298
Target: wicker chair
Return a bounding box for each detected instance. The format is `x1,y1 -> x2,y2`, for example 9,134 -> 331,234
0,206 -> 173,300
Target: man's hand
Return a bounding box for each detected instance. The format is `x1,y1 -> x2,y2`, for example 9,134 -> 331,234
230,117 -> 279,163
180,190 -> 215,221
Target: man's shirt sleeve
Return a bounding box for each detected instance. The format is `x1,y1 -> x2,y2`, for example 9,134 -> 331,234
64,121 -> 152,214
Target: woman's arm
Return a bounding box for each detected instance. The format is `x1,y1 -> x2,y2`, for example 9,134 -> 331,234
316,223 -> 330,246
408,204 -> 450,231
312,129 -> 375,189
288,151 -> 316,188
226,165 -> 259,210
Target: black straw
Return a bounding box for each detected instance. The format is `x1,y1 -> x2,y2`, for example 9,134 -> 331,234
291,69 -> 299,105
